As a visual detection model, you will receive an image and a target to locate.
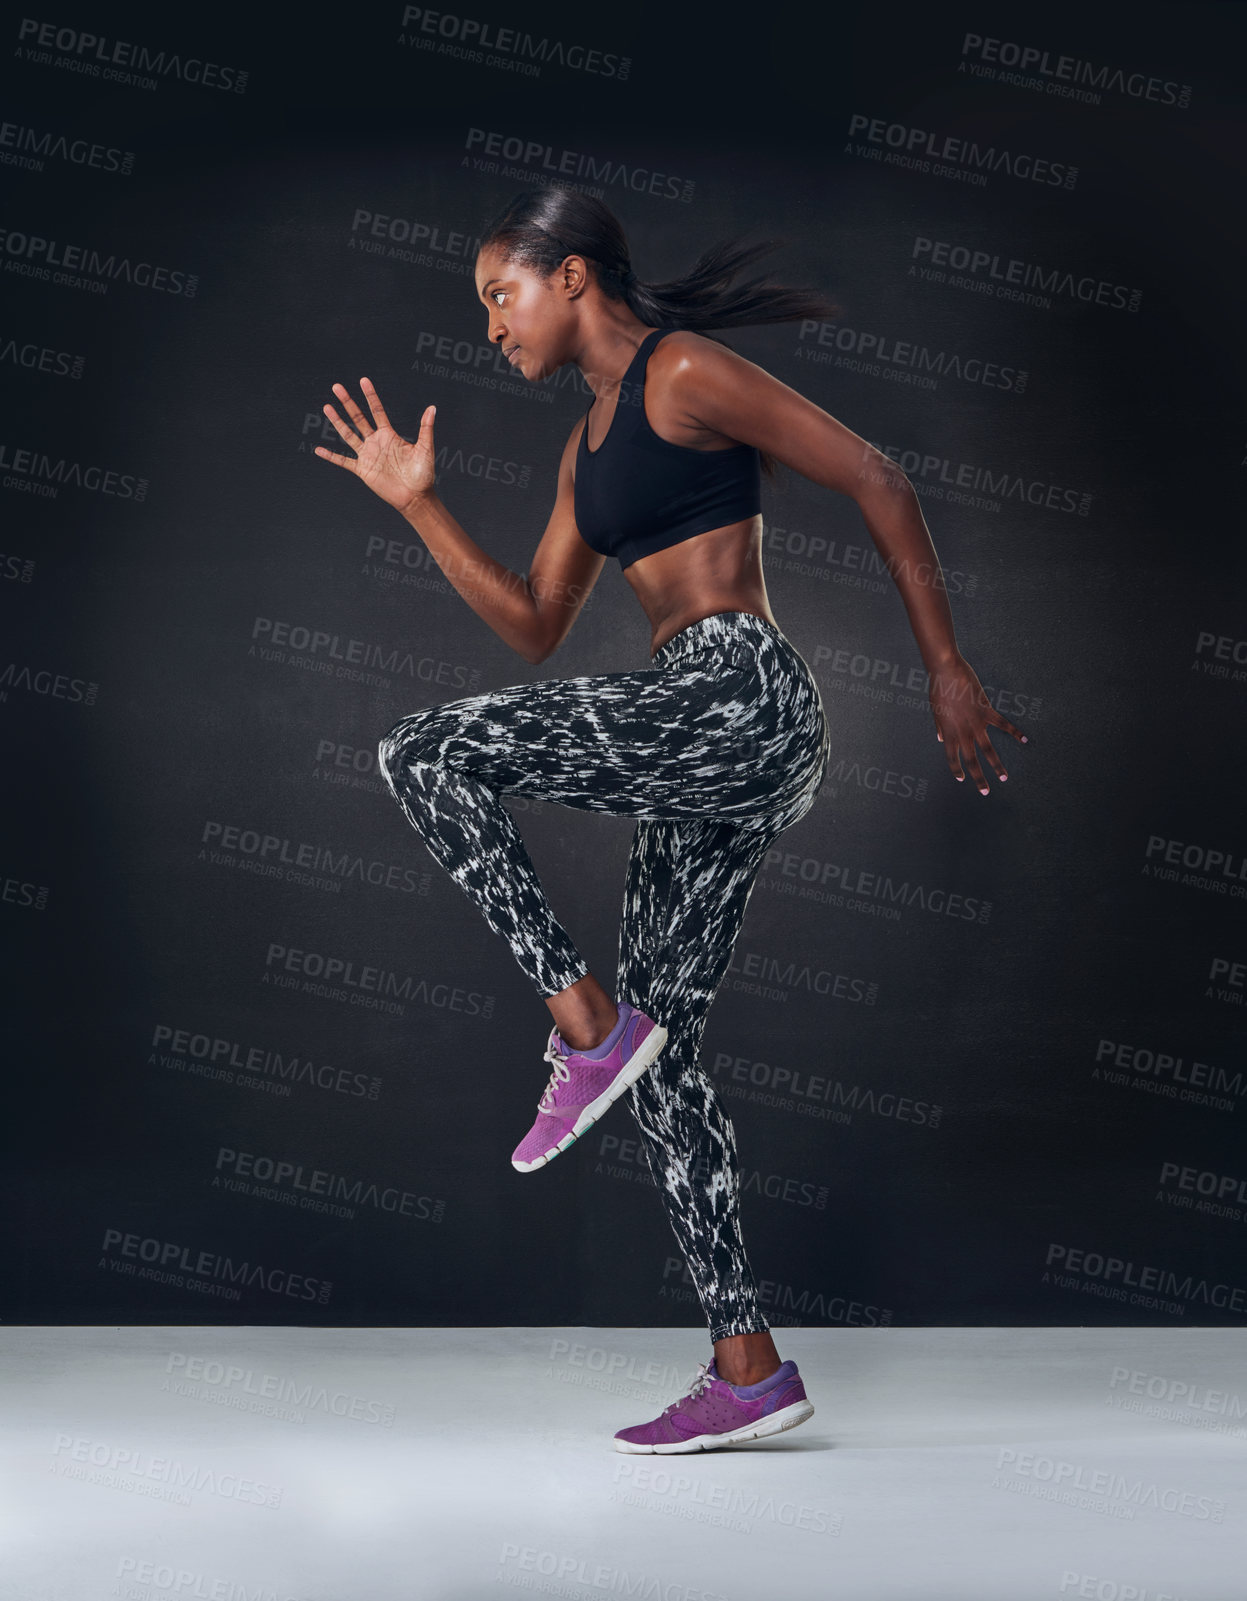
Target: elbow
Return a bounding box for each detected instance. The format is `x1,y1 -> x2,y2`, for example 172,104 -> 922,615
856,449 -> 913,502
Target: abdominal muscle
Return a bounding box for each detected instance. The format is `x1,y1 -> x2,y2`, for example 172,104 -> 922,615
625,514 -> 778,659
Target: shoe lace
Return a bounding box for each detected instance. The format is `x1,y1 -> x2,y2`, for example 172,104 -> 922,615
664,1362 -> 713,1414
537,1035 -> 571,1113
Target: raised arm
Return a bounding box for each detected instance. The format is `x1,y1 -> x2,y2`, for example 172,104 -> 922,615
316,377 -> 604,665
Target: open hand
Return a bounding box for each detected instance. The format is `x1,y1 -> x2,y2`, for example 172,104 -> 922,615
314,377 -> 435,513
929,655 -> 1028,795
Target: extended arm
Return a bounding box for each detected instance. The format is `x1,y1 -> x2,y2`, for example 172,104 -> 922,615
660,337 -> 1028,788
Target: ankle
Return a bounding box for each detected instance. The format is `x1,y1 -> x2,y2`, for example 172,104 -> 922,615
559,1001 -> 621,1054
718,1360 -> 782,1388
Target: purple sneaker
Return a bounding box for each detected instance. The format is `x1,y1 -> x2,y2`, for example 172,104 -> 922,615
511,1003 -> 667,1173
612,1357 -> 814,1453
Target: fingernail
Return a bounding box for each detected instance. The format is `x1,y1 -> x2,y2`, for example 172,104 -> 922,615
1021,736 -> 1028,743
979,787 -> 988,795
1000,774 -> 1008,782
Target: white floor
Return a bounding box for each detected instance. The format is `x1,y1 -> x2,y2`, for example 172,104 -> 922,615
3,1324 -> 1244,1600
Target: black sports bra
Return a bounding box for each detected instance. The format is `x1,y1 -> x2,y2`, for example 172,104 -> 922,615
573,327 -> 762,570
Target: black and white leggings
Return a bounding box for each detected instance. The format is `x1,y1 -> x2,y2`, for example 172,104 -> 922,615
377,610 -> 831,1343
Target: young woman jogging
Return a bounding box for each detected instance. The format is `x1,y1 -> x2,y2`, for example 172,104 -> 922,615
314,189 -> 1026,1453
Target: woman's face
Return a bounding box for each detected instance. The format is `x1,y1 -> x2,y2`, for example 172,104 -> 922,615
474,244 -> 570,381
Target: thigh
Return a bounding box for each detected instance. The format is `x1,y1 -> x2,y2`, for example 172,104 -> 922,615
385,653 -> 799,823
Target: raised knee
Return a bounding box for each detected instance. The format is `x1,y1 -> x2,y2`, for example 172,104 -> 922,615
378,708 -> 440,785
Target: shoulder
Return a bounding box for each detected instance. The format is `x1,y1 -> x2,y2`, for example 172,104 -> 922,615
645,329 -> 767,434
647,328 -> 756,393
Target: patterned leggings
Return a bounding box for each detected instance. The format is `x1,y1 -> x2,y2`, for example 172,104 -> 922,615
377,610 -> 831,1343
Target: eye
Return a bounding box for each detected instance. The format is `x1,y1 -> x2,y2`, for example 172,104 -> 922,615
491,290 -> 506,306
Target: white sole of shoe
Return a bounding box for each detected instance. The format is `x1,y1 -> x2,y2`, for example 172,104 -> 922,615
512,1021 -> 669,1173
612,1397 -> 815,1454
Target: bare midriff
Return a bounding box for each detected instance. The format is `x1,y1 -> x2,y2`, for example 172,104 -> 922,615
624,515 -> 778,658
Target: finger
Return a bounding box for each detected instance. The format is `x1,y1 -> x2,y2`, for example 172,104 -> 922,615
332,382 -> 374,437
359,376 -> 393,431
322,401 -> 363,448
963,742 -> 990,795
313,445 -> 358,471
975,725 -> 1009,784
983,706 -> 1029,747
944,737 -> 966,784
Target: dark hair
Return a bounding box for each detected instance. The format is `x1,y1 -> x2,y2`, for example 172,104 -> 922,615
478,188 -> 843,484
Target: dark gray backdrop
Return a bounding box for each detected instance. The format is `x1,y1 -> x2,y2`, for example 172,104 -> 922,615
5,0 -> 1245,1331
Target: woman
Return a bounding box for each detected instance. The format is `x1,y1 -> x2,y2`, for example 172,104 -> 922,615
314,190 -> 1026,1454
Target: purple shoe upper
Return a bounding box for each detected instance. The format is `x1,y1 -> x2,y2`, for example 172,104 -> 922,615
511,1005 -> 659,1169
614,1358 -> 807,1446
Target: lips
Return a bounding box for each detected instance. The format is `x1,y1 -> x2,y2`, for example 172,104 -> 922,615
504,344 -> 520,364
